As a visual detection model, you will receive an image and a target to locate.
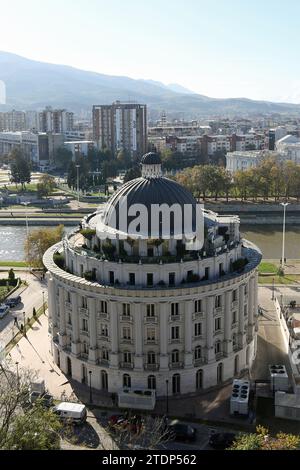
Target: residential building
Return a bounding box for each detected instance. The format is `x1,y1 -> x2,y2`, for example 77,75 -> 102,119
64,140 -> 96,160
92,101 -> 147,159
39,107 -> 74,133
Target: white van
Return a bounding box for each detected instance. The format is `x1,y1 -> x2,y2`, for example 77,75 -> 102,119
53,402 -> 87,425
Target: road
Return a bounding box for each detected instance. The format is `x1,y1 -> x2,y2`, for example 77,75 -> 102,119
0,270 -> 47,348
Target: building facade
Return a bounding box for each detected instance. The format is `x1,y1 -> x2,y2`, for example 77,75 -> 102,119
39,107 -> 74,133
44,153 -> 261,397
92,101 -> 147,160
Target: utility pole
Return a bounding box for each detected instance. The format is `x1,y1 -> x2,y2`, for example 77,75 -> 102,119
280,202 -> 289,268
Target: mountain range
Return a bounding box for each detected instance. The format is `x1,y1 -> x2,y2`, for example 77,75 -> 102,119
0,51 -> 300,118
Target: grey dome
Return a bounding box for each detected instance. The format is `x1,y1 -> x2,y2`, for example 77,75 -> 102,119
140,152 -> 161,165
103,175 -> 197,237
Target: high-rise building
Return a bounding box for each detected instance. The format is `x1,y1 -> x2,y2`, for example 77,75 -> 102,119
39,107 -> 74,133
0,110 -> 26,131
92,101 -> 147,159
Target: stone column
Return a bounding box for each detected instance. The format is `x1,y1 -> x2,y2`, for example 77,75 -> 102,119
58,287 -> 67,347
159,302 -> 169,370
134,303 -> 143,369
71,291 -> 80,356
238,284 -> 246,347
224,290 -> 232,355
206,296 -> 215,363
47,274 -> 55,334
110,301 -> 119,368
184,300 -> 193,367
88,297 -> 97,363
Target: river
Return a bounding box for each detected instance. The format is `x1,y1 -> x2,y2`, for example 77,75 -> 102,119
0,224 -> 299,262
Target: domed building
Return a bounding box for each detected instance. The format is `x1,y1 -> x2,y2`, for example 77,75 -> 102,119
43,153 -> 261,397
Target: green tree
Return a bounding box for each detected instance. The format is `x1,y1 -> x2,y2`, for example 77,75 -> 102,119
10,149 -> 31,190
24,225 -> 64,268
53,147 -> 73,171
0,363 -> 62,450
37,174 -> 56,198
124,166 -> 141,182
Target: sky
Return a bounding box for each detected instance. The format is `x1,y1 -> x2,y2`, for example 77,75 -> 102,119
1,0 -> 300,103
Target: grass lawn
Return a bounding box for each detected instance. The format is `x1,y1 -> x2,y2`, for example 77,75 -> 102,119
258,262 -> 278,274
5,183 -> 38,193
0,283 -> 17,301
0,261 -> 28,267
258,274 -> 300,284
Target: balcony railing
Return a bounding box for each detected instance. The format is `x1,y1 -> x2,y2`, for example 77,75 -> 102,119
144,363 -> 159,371
192,311 -> 204,320
169,314 -> 181,322
79,307 -> 88,316
97,312 -> 109,320
98,358 -> 109,366
193,358 -> 206,367
121,338 -> 133,345
119,362 -> 134,370
120,315 -> 133,323
169,362 -> 184,369
65,301 -> 72,310
145,316 -> 158,324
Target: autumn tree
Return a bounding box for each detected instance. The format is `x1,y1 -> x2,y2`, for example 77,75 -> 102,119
229,425 -> 300,451
24,225 -> 64,268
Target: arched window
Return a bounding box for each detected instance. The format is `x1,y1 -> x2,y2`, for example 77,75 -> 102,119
101,370 -> 108,390
196,369 -> 203,390
148,375 -> 156,390
214,340 -> 222,355
123,374 -> 131,389
217,363 -> 223,384
194,345 -> 202,361
171,349 -> 180,364
172,374 -> 180,394
147,351 -> 156,365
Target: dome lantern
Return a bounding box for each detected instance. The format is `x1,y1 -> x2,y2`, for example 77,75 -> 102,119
141,152 -> 162,178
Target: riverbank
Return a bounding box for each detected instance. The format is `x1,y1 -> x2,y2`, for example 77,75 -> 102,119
205,202 -> 300,225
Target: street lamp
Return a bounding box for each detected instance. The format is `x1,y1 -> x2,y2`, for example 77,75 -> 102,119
22,311 -> 26,336
280,202 -> 289,268
15,361 -> 19,391
76,164 -> 80,208
89,370 -> 93,404
42,291 -> 45,316
166,379 -> 169,415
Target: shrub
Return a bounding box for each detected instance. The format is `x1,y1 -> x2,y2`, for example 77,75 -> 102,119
186,272 -> 200,283
80,228 -> 96,240
232,258 -> 248,272
83,271 -> 95,282
53,252 -> 65,269
102,241 -> 116,257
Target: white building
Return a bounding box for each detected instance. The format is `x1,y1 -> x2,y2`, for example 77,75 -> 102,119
276,135 -> 300,164
44,152 -> 261,397
226,151 -> 263,173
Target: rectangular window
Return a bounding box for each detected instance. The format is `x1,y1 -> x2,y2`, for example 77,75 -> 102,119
147,273 -> 153,287
100,301 -> 107,313
147,328 -> 156,341
124,352 -> 132,363
232,290 -> 237,302
215,295 -> 222,308
82,318 -> 88,331
122,327 -> 131,339
122,303 -> 131,316
129,273 -> 135,286
169,272 -> 175,286
101,324 -> 108,336
194,322 -> 202,337
171,303 -> 179,316
204,267 -> 209,280
82,296 -> 87,308
109,271 -> 114,284
195,300 -> 202,313
244,305 -> 248,316
146,304 -> 155,317
232,311 -> 237,324
215,317 -> 221,331
171,326 -> 180,340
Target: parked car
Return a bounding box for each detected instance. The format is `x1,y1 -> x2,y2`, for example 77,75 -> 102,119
0,304 -> 9,319
5,296 -> 21,308
167,420 -> 196,442
209,432 -> 236,450
53,402 -> 87,425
